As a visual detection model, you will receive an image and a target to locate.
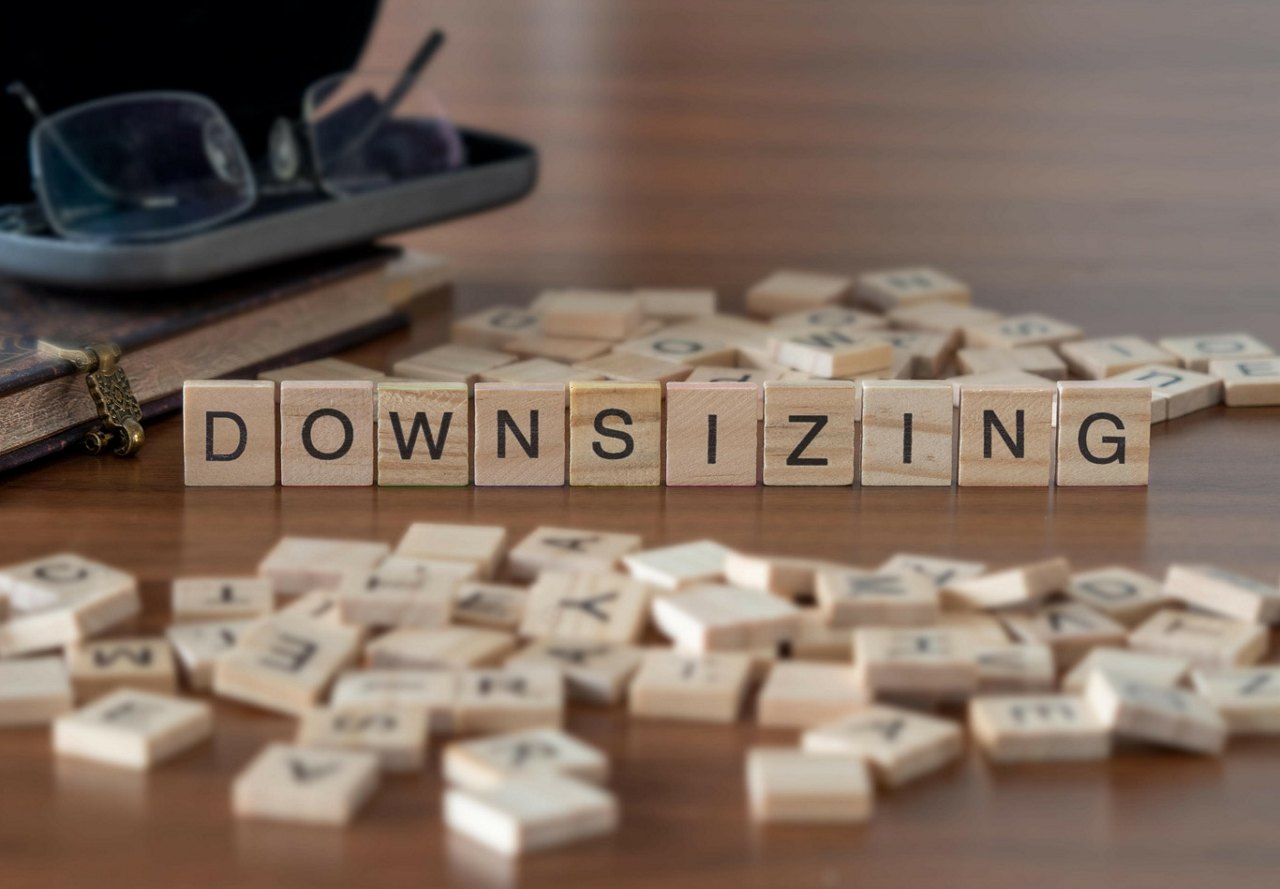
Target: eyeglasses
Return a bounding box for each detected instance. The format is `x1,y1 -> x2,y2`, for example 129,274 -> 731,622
1,29 -> 465,244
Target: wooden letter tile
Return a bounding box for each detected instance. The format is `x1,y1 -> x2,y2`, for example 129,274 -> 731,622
296,704 -> 430,772
1156,332 -> 1274,372
392,343 -> 515,384
1055,381 -> 1150,486
568,381 -> 662,486
815,567 -> 939,627
520,571 -> 652,643
507,641 -> 645,706
615,331 -> 737,367
634,287 -> 717,321
958,385 -> 1056,486
664,382 -> 759,486
366,627 -> 516,670
1059,336 -> 1180,379
171,577 -> 274,622
762,381 -> 858,486
376,382 -> 470,486
1061,647 -> 1189,694
0,656 -> 74,727
1085,670 -> 1227,755
962,313 -> 1084,349
973,643 -> 1056,693
968,694 -> 1110,762
860,381 -> 954,486
723,552 -> 840,599
166,619 -> 256,691
0,554 -> 139,657
507,527 -> 641,580
1000,602 -> 1127,669
539,290 -> 644,340
628,649 -> 752,723
479,358 -> 605,386
855,267 -> 970,311
1209,357 -> 1280,406
451,305 -> 542,350
746,270 -> 852,318
54,688 -> 212,770
801,704 -> 964,787
941,557 -> 1070,610
453,582 -> 528,631
1164,564 -> 1280,624
768,326 -> 893,379
955,346 -> 1067,380
1191,667 -> 1280,735
853,627 -> 979,701
183,380 -> 277,486
256,537 -> 389,595
213,615 -> 361,716
328,670 -> 458,734
395,522 -> 508,579
232,742 -> 380,825
506,334 -> 614,364
746,748 -> 873,824
1065,565 -> 1169,626
756,662 -> 866,728
334,559 -> 467,628
572,351 -> 692,384
879,553 -> 987,588
652,583 -> 800,652
66,636 -> 177,702
1109,364 -> 1222,421
279,381 -> 374,486
472,383 -> 567,487
444,773 -> 618,856
454,666 -> 565,734
1128,609 -> 1268,669
443,727 -> 607,791
622,539 -> 733,590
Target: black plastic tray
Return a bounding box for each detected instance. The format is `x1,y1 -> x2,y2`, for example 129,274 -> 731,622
0,128 -> 536,291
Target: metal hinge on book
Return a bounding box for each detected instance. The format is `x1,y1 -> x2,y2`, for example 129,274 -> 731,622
36,340 -> 145,457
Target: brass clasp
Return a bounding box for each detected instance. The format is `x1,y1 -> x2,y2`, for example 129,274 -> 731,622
36,340 -> 145,457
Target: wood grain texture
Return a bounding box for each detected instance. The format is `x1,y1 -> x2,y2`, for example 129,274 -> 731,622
4,0 -> 1280,885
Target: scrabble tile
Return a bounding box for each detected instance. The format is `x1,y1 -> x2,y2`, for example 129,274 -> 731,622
258,358 -> 385,384
1055,381 -> 1150,487
275,591 -> 350,629
652,583 -> 800,652
1209,357 -> 1280,406
1085,670 -> 1227,755
866,330 -> 958,378
232,743 -> 380,825
472,383 -> 567,486
934,612 -> 1014,646
801,704 -> 964,787
183,380 -> 278,486
66,637 -> 177,702
539,290 -> 644,340
520,571 -> 652,643
451,305 -> 543,350
855,267 -> 970,311
395,522 -> 507,580
328,670 -> 458,733
54,689 -> 212,770
756,662 -> 867,728
171,577 -> 274,622
572,351 -> 692,384
968,694 -> 1110,763
955,346 -> 1067,380
1157,332 -> 1275,372
888,302 -> 1001,335
568,381 -> 662,486
746,270 -> 852,318
213,616 -> 361,716
367,627 -> 516,670
296,704 -> 429,772
1059,336 -> 1180,379
973,643 -> 1056,693
628,649 -> 752,723
507,641 -> 645,705
392,343 -> 515,384
1165,564 -> 1280,624
622,539 -> 733,591
685,366 -> 788,417
815,568 -> 939,627
1128,609 -> 1268,669
771,307 -> 889,332
963,313 -> 1084,350
788,610 -> 854,661
634,287 -> 718,320
1191,667 -> 1280,734
762,381 -> 858,486
454,666 -> 565,734
1109,364 -> 1222,421
507,527 -> 642,581
334,559 -> 467,628
853,627 -> 979,700
948,369 -> 1058,408
382,248 -> 450,305
614,331 -> 737,367
376,382 -> 470,486
941,557 -> 1071,610
453,582 -> 528,631
769,327 -> 893,378
0,554 -> 139,657
745,748 -> 873,824
664,382 -> 758,486
1065,566 -> 1170,626
444,727 -> 607,791
1000,603 -> 1128,669
166,619 -> 255,690
957,385 -> 1056,486
0,656 -> 74,727
503,335 -> 613,364
256,537 -> 389,595
279,380 -> 375,486
723,552 -> 838,599
859,380 -> 954,486
879,554 -> 987,588
444,774 -> 618,856
1061,647 -> 1189,695
479,358 -> 605,385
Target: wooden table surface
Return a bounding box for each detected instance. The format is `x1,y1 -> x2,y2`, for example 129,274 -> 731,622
4,1 -> 1280,886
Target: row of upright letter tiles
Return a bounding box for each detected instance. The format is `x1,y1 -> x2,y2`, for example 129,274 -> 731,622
184,377 -> 1150,487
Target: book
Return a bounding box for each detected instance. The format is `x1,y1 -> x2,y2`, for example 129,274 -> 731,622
0,246 -> 447,472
